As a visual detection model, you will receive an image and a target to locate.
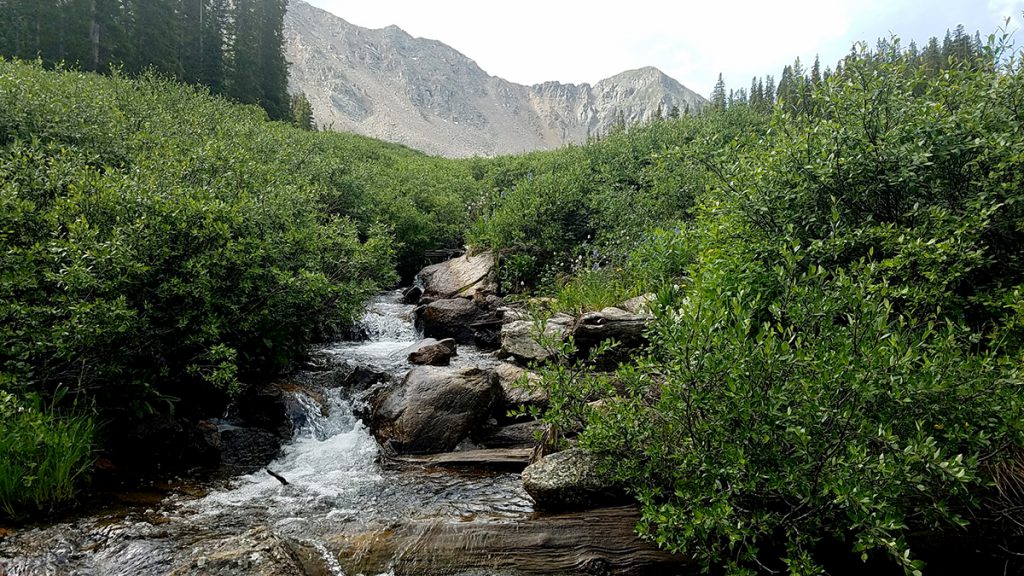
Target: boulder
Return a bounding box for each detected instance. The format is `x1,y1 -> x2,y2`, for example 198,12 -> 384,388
494,362 -> 547,412
369,366 -> 501,454
620,293 -> 656,316
497,306 -> 529,323
522,448 -> 624,511
418,297 -> 497,344
571,307 -> 649,357
416,250 -> 497,300
218,426 -> 282,476
111,415 -> 221,475
499,314 -> 573,364
236,383 -> 321,439
401,285 -> 423,305
403,338 -> 457,366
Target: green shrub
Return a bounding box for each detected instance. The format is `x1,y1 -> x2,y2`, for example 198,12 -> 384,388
564,235 -> 1023,573
531,36 -> 1024,573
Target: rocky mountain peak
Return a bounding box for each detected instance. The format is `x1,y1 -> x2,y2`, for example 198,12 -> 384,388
284,0 -> 706,157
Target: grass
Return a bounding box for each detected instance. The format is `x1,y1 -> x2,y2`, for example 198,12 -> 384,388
0,393 -> 95,521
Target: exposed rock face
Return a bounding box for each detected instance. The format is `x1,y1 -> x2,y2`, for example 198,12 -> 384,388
403,337 -> 457,366
369,366 -> 501,454
284,0 -> 707,158
500,314 -> 573,364
416,251 -> 497,300
522,448 -> 624,511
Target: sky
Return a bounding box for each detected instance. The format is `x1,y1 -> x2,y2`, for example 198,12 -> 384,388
304,0 -> 1024,97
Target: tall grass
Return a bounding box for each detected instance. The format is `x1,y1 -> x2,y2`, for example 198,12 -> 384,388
0,393 -> 95,520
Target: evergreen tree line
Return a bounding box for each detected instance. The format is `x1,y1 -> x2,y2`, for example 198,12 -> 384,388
0,0 -> 291,120
710,24 -> 988,115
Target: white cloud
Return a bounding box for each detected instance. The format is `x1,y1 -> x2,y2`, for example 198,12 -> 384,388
988,0 -> 1024,29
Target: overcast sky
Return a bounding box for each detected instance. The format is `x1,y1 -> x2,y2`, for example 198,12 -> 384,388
304,0 -> 1024,96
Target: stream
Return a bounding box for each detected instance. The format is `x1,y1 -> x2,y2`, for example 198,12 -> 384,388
0,291 -> 536,576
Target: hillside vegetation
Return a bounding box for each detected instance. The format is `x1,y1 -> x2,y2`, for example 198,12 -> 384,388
3,24 -> 1024,575
0,59 -> 477,517
472,34 -> 1024,573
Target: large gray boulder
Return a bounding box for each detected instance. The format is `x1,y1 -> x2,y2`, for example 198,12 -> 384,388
499,314 -> 573,364
419,298 -> 495,344
369,366 -> 501,454
416,250 -> 497,300
521,448 -> 623,511
571,307 -> 649,356
403,338 -> 457,366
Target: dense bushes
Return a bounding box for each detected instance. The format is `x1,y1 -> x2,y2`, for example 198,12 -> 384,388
467,108 -> 767,291
0,60 -> 482,517
500,40 -> 1024,572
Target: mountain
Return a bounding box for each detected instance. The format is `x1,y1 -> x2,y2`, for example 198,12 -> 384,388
284,0 -> 706,157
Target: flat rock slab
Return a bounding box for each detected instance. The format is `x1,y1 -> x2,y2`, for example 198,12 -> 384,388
327,506 -> 692,575
392,447 -> 533,471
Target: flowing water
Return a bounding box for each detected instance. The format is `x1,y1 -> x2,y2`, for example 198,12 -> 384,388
0,291 -> 533,576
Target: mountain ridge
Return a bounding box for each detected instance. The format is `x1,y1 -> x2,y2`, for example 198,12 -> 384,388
284,0 -> 706,157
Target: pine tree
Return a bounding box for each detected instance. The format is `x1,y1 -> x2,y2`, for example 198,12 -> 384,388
290,92 -> 315,130
256,0 -> 289,120
750,76 -> 762,109
777,65 -> 793,108
764,75 -> 776,106
711,73 -> 727,111
923,36 -> 942,76
127,0 -> 181,77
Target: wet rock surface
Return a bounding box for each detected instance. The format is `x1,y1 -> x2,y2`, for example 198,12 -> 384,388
369,365 -> 501,454
404,337 -> 457,366
0,289 -> 670,576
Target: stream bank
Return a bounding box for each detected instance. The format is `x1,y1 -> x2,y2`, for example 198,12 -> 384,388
0,283 -> 688,576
